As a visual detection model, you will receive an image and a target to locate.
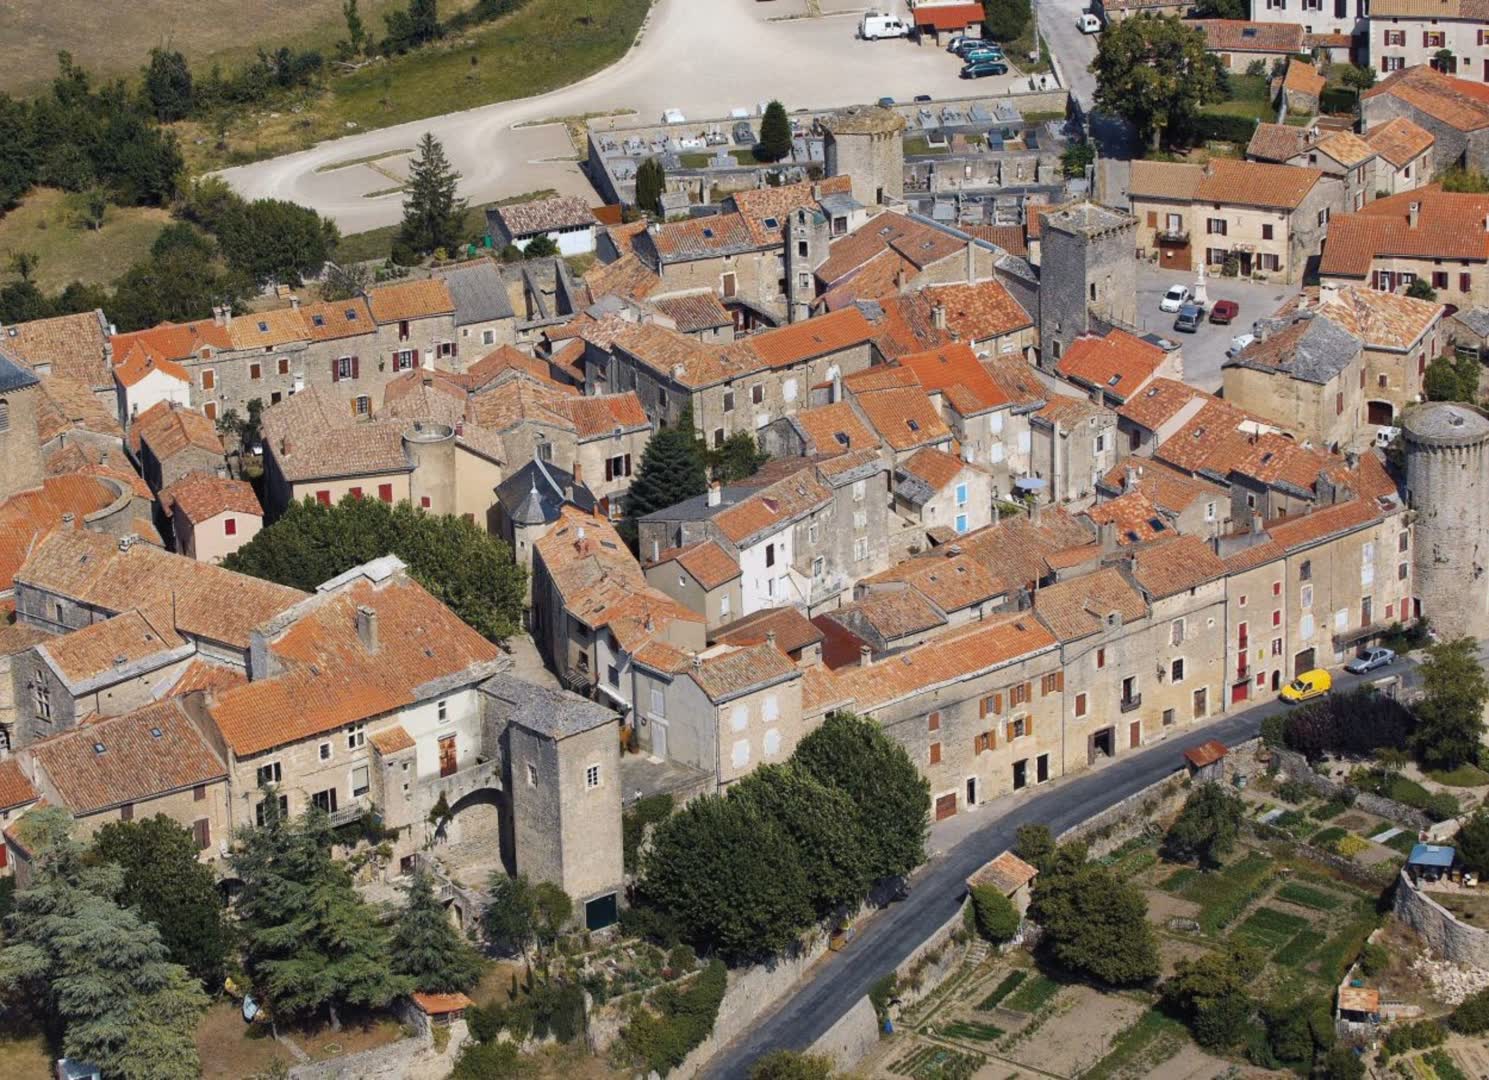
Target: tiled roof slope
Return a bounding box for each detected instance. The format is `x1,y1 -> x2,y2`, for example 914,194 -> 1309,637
3,310 -> 111,388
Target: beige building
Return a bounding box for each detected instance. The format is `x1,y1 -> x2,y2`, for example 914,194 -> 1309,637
892,447 -> 995,549
160,473 -> 264,563
1370,0 -> 1489,78
1222,310 -> 1366,450
643,540 -> 743,629
1190,19 -> 1308,74
1029,395 -> 1120,509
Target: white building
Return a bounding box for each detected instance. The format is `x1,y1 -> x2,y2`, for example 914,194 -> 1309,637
486,196 -> 599,257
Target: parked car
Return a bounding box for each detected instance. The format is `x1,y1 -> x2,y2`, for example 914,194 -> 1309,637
860,12 -> 910,39
1346,648 -> 1397,674
1173,304 -> 1203,333
914,94 -> 934,102
1280,668 -> 1332,703
961,59 -> 1009,78
1375,425 -> 1402,449
962,47 -> 1006,64
662,108 -> 686,125
953,38 -> 1003,58
1077,12 -> 1102,32
1159,285 -> 1192,312
877,96 -> 896,108
1226,332 -> 1256,357
1209,299 -> 1239,324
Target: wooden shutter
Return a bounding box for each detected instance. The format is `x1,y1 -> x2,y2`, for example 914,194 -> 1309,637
604,457 -> 614,482
331,358 -> 340,383
1146,211 -> 1157,227
352,355 -> 360,379
1026,716 -> 1035,740
993,691 -> 1003,715
624,454 -> 632,476
927,711 -> 940,732
929,742 -> 942,765
1024,682 -> 1032,705
1005,720 -> 1015,743
1055,670 -> 1064,692
986,728 -> 996,750
193,818 -> 211,850
979,696 -> 988,719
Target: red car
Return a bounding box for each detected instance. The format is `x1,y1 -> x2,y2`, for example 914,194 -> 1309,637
1209,300 -> 1239,324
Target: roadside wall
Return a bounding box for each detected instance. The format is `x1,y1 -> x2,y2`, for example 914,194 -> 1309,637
1393,870 -> 1489,970
809,996 -> 880,1071
289,1025 -> 464,1080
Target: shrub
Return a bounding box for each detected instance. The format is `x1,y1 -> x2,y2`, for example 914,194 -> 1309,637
1261,714 -> 1286,748
618,903 -> 682,948
1283,689 -> 1412,760
618,959 -> 727,1076
1452,987 -> 1489,1033
970,885 -> 1021,943
666,944 -> 697,975
1424,792 -> 1462,822
1359,941 -> 1389,977
1383,1019 -> 1445,1057
869,972 -> 898,1021
1276,779 -> 1312,804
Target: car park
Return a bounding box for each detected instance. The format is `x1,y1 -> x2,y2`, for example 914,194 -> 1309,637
1173,304 -> 1203,333
953,38 -> 1002,59
1345,648 -> 1396,674
961,59 -> 1008,78
1159,285 -> 1192,312
962,47 -> 1005,64
1208,299 -> 1239,324
860,12 -> 910,39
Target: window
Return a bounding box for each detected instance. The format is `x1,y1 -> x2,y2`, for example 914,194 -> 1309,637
854,537 -> 869,561
394,349 -> 416,370
193,784 -> 207,802
32,681 -> 51,721
1399,531 -> 1409,554
1434,271 -> 1449,290
929,742 -> 942,765
319,741 -> 332,761
720,593 -> 731,618
586,764 -> 601,790
346,722 -> 365,750
250,362 -> 262,380
378,483 -> 393,503
955,483 -> 968,506
723,391 -> 735,413
1425,30 -> 1445,47
1384,28 -> 1405,46
808,521 -> 819,544
765,543 -> 775,568
1206,501 -> 1217,522
120,802 -> 134,822
1398,561 -> 1409,581
437,699 -> 448,722
355,395 -> 371,416
1272,637 -> 1283,656
1301,583 -> 1314,608
256,762 -> 282,787
278,357 -> 290,375
927,711 -> 941,732
311,788 -> 338,813
1075,692 -> 1088,717
1299,559 -> 1312,582
1163,708 -> 1176,727
1462,273 -> 1473,293
1261,224 -> 1274,241
224,517 -> 238,537
482,329 -> 496,346
193,818 -> 212,850
204,401 -> 218,421
713,428 -> 725,449
201,368 -> 215,391
0,399 -> 7,432
1171,658 -> 1185,683
955,513 -> 968,533
1206,217 -> 1227,236
751,384 -> 764,405
1272,609 -> 1281,627
526,762 -> 538,786
1011,717 -> 1027,739
1171,619 -> 1185,646
256,794 -> 288,826
1318,209 -> 1330,228
812,556 -> 825,577
350,487 -> 363,500
352,766 -> 369,797
1096,647 -> 1106,669
607,664 -> 619,687
853,479 -> 866,502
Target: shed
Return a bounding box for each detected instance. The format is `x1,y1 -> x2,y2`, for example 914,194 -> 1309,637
1336,985 -> 1380,1023
1406,843 -> 1455,883
1182,739 -> 1228,782
411,991 -> 474,1026
967,849 -> 1039,917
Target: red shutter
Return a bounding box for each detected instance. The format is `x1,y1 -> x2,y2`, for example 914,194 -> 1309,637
378,483 -> 393,503
624,454 -> 632,476
351,355 -> 360,379
605,458 -> 614,482
331,359 -> 340,383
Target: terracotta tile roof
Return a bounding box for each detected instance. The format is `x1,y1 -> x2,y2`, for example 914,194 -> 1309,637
965,224 -> 1028,257
1313,285 -> 1440,350
826,588 -> 948,643
16,529 -> 305,650
1363,65 -> 1489,133
1184,738 -> 1229,768
923,281 -> 1033,344
1196,158 -> 1326,210
1320,185 -> 1489,277
745,307 -> 875,369
841,365 -> 921,393
1086,490 -> 1176,545
262,386 -> 412,482
852,385 -> 953,452
412,992 -> 474,1015
816,211 -> 963,286
867,292 -> 955,359
955,508 -> 1095,589
1130,535 -> 1227,598
859,549 -> 1007,613
653,292 -> 732,333
365,279 -> 455,323
370,724 -> 415,755
1365,117 -> 1435,167
556,392 -> 650,439
1304,30 -> 1353,47
0,610 -> 51,659
110,318 -> 232,365
1192,19 -> 1305,53
898,342 -> 1010,416
300,298 -> 375,342
611,321 -> 764,389
1056,330 -> 1167,402
1034,564 -> 1149,640
898,446 -> 967,494
1129,160 -> 1204,202
685,642 -> 800,703
1153,398 -> 1255,474
1117,377 -> 1216,432
36,376 -> 124,443
0,475 -> 128,592
816,446 -> 884,483
465,345 -> 568,391
160,473 -> 263,523
714,606 -> 824,655
113,345 -> 188,388
227,307 -> 310,351
30,699 -> 225,815
793,401 -> 880,455
1248,122 -> 1309,163
131,403 -> 224,462
584,253 -> 660,302
0,758 -> 39,811
209,568 -> 500,756
980,353 -> 1047,410
1100,457 -> 1225,515
548,339 -> 587,384
651,212 -> 758,260
1372,0 -> 1489,14
165,657 -> 247,698
1034,394 -> 1108,428
968,850 -> 1038,893
1283,59 -> 1327,99
38,608 -> 185,684
3,310 -> 111,388
908,1 -> 988,30
731,176 -> 853,247
820,249 -> 920,311
713,468 -> 833,546
651,539 -> 740,590
493,196 -> 596,237
1313,131 -> 1375,170
1222,537 -> 1287,572
1265,495 -> 1382,550
380,369 -> 470,426
830,613 -> 1056,711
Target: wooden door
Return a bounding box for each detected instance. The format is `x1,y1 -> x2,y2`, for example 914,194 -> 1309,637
935,793 -> 958,821
1129,720 -> 1141,750
439,734 -> 457,777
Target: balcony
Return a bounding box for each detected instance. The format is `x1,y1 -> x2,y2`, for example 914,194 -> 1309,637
1236,661 -> 1250,681
1119,693 -> 1142,714
1156,229 -> 1190,244
325,799 -> 374,828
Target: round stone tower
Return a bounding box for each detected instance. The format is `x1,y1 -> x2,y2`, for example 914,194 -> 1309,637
403,420 -> 456,516
823,105 -> 906,207
1403,402 -> 1489,640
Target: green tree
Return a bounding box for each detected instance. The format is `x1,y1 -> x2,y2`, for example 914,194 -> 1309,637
1454,810 -> 1489,876
344,0 -> 369,56
143,48 -> 194,122
0,808 -> 207,1079
1091,14 -> 1225,149
321,260 -> 372,301
758,100 -> 792,164
621,407 -> 709,545
1337,63 -> 1376,92
635,156 -> 666,214
970,884 -> 1021,943
1164,783 -> 1245,868
216,197 -> 340,285
1440,166 -> 1489,193
91,815 -> 231,989
484,873 -> 539,960
749,1050 -> 836,1080
231,799 -> 410,1029
1061,141 -> 1095,179
532,882 -> 574,958
523,234 -> 559,259
399,132 -> 467,256
981,0 -> 1031,41
108,240 -> 250,331
1161,944 -> 1262,1048
639,794 -> 815,962
1318,1046 -> 1365,1080
1030,848 -> 1159,985
1191,0 -> 1245,15
1407,277 -> 1438,302
224,495 -> 526,642
1413,637 -> 1489,769
794,711 -> 930,882
392,868 -> 484,993
709,431 -> 769,483
82,187 -> 108,231
1015,823 -> 1056,872
729,763 -> 875,918
8,250 -> 38,282
1451,986 -> 1489,1033
383,0 -> 443,53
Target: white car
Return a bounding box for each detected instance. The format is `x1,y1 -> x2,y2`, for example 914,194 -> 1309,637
1227,332 -> 1256,357
860,12 -> 910,39
1375,425 -> 1402,449
1078,12 -> 1102,33
1159,285 -> 1192,313
662,108 -> 686,125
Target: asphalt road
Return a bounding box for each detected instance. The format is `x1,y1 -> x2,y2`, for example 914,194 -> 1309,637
705,658 -> 1414,1079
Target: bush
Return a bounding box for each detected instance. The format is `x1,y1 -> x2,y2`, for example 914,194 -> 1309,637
619,960 -> 727,1076
1383,1019 -> 1445,1057
1424,792 -> 1462,822
869,971 -> 898,1021
618,903 -> 682,948
1282,689 -> 1412,761
970,885 -> 1021,943
666,943 -> 697,975
623,794 -> 674,873
1451,986 -> 1489,1033
1276,779 -> 1312,804
1260,714 -> 1285,748
1186,112 -> 1261,146
1359,941 -> 1389,977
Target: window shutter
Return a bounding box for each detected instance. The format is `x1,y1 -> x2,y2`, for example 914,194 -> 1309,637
624,454 -> 632,476
987,728 -> 996,750
979,696 -> 988,719
1005,720 -> 1015,743
1146,211 -> 1157,228
331,359 -> 340,383
1056,670 -> 1064,692
351,398 -> 359,417
993,691 -> 1003,714
1023,682 -> 1032,705
352,355 -> 360,379
605,458 -> 614,482
1026,716 -> 1035,740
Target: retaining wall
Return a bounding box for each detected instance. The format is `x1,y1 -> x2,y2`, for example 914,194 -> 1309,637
1392,870 -> 1489,970
1270,748 -> 1432,832
809,996 -> 881,1071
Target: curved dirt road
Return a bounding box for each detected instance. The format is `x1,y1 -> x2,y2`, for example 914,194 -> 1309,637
219,0 -> 987,232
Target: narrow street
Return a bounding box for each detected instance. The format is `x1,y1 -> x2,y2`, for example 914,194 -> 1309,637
705,658 -> 1421,1078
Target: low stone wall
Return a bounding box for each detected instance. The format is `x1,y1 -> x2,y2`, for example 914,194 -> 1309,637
1271,748 -> 1431,832
1393,870 -> 1489,970
288,1026 -> 463,1080
810,996 -> 880,1071
893,900 -> 971,1011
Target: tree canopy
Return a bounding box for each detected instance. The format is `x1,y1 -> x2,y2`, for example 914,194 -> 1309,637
970,884 -> 1021,943
982,0 -> 1031,42
392,868 -> 484,993
1029,842 -> 1159,985
1454,810 -> 1489,877
143,49 -> 194,123
214,197 -> 339,286
399,132 -> 467,258
1414,637 -> 1489,769
224,494 -> 526,642
621,407 -> 709,546
1424,353 -> 1482,403
758,101 -> 792,164
1164,783 -> 1245,868
635,156 -> 666,214
1161,943 -> 1262,1048
1091,15 -> 1224,149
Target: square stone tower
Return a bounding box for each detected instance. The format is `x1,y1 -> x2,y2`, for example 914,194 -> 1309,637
1037,203 -> 1138,368
0,348 -> 44,503
784,205 -> 832,323
824,105 -> 907,206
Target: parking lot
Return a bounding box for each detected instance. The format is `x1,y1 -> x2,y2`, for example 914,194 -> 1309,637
1134,264 -> 1301,391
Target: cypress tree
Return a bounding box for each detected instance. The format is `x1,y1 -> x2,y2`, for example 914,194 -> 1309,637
758,100 -> 792,163
399,131 -> 467,256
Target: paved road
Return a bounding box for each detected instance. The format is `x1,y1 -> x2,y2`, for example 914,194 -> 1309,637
705,658 -> 1414,1080
219,0 -> 995,232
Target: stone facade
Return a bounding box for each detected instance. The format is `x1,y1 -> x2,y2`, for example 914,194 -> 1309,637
0,380 -> 44,501
1038,205 -> 1138,366
1403,402 -> 1489,639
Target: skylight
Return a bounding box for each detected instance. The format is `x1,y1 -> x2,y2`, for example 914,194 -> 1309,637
702,227 -> 715,239
93,742 -> 106,754
762,217 -> 779,229
834,432 -> 850,446
1106,374 -> 1121,386
257,321 -> 269,332
312,314 -> 326,327
906,418 -> 921,432
345,309 -> 359,320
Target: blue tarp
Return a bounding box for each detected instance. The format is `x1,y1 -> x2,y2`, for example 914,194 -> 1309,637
1408,843 -> 1455,868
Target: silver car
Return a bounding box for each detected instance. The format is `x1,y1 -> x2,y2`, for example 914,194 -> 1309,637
1345,647 -> 1396,674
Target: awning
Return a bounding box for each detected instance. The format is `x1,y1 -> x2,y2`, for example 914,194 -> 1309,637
910,2 -> 985,30
596,683 -> 632,711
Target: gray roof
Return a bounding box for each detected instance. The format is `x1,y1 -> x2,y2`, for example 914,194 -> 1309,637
1453,306 -> 1489,338
437,261 -> 516,326
480,673 -> 616,739
894,467 -> 936,508
1403,402 -> 1489,446
496,459 -> 595,525
638,485 -> 756,524
1225,314 -> 1361,385
0,346 -> 40,393
1042,201 -> 1136,238
818,193 -> 863,217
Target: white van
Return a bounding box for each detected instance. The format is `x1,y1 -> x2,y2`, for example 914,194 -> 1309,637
860,12 -> 910,39
1077,12 -> 1103,33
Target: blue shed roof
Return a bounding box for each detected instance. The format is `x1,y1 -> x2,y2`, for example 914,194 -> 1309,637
1407,843 -> 1455,868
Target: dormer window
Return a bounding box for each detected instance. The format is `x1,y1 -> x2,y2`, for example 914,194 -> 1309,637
312,314 -> 326,327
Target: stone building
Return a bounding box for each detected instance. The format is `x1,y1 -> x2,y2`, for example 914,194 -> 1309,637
1222,309 -> 1366,450
823,105 -> 907,207
1028,394 -> 1120,509
0,350 -> 45,504
159,473 -> 264,564
126,401 -> 227,492
643,540 -> 743,629
1360,65 -> 1489,174
1370,4 -> 1489,81
1037,203 -> 1138,365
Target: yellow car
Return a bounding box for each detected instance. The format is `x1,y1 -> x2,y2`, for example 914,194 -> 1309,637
1280,668 -> 1332,703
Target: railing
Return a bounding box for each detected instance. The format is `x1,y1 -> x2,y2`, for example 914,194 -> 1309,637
1119,694 -> 1142,714
325,800 -> 372,828
1156,229 -> 1190,244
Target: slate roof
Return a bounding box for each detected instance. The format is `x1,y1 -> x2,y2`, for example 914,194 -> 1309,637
491,196 -> 597,239
436,260 -> 517,325
480,673 -> 615,739
0,347 -> 41,393
1224,314 -> 1361,384
495,459 -> 596,526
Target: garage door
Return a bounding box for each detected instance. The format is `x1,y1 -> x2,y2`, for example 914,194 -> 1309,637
935,793 -> 958,821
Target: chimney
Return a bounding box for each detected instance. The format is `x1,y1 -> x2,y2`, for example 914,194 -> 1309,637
572,460 -> 583,487
1123,465 -> 1139,494
1318,281 -> 1339,306
932,304 -> 947,331
280,437 -> 293,456
61,512 -> 75,527
289,294 -> 300,311
1409,202 -> 1420,229
798,640 -> 822,668
991,503 -> 1000,526
811,182 -> 822,200
1030,499 -> 1042,525
859,644 -> 872,666
1089,383 -> 1103,406
356,605 -> 379,653
707,481 -> 722,507
1099,520 -> 1117,552
766,630 -> 778,651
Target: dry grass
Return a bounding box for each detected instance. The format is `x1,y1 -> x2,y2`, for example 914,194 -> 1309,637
0,188 -> 172,292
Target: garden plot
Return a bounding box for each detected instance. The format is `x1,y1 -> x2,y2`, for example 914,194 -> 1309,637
1001,984 -> 1147,1077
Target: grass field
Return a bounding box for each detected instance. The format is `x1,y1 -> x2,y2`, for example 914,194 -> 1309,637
1276,882 -> 1345,911
1200,74 -> 1274,123
0,188 -> 171,292
1428,763 -> 1489,787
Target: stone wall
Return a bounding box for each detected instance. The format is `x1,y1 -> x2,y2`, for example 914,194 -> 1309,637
809,996 -> 880,1070
289,1023 -> 464,1080
1270,746 -> 1431,832
1393,870 -> 1489,971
